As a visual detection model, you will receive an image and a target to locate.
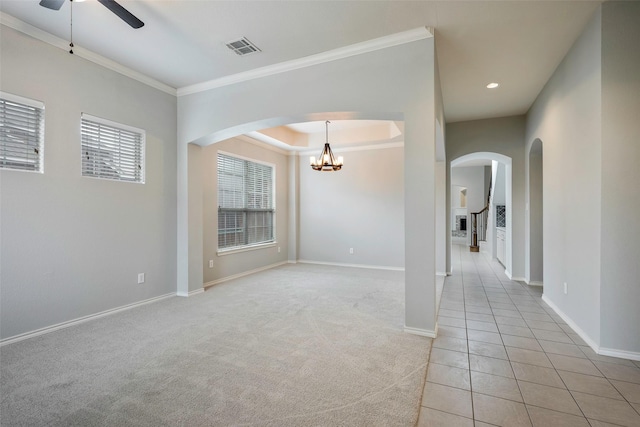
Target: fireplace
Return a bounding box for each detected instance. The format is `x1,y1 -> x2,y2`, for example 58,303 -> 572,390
453,215 -> 467,237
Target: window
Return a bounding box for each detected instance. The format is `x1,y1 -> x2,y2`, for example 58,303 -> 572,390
81,113 -> 145,183
0,92 -> 44,172
217,153 -> 275,250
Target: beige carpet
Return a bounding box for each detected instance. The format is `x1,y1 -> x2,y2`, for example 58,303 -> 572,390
1,264 -> 431,426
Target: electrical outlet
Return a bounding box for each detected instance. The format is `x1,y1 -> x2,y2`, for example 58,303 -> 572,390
209,260 -> 214,268
349,248 -> 354,255
277,246 -> 281,253
563,282 -> 568,294
137,273 -> 145,284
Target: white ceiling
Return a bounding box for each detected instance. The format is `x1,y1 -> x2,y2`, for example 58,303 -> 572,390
0,0 -> 601,124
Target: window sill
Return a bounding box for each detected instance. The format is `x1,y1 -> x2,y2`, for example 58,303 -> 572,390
217,242 -> 277,257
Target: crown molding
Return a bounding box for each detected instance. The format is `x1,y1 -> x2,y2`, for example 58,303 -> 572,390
177,26 -> 433,97
238,132 -> 404,156
2,13 -> 431,100
300,141 -> 405,155
1,13 -> 177,96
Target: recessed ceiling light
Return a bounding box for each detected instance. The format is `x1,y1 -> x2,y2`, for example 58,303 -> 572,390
486,82 -> 500,89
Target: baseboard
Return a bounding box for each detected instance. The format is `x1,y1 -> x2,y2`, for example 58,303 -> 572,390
177,288 -> 205,297
436,272 -> 448,277
505,270 -> 525,282
203,261 -> 288,289
525,280 -> 543,287
598,347 -> 640,362
297,259 -> 404,271
0,292 -> 175,347
541,294 -> 600,353
404,326 -> 437,338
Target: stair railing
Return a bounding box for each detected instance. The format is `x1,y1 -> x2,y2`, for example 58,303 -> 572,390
470,205 -> 488,252
470,173 -> 492,252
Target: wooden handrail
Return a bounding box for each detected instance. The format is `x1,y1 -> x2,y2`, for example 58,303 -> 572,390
472,204 -> 489,216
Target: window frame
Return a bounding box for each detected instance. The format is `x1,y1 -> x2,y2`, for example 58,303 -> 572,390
216,151 -> 276,254
0,91 -> 45,173
80,113 -> 145,184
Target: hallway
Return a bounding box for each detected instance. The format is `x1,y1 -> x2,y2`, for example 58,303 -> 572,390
418,245 -> 640,426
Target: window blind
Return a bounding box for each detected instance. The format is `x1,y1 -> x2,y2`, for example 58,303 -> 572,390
0,93 -> 44,172
81,114 -> 145,183
217,153 -> 274,250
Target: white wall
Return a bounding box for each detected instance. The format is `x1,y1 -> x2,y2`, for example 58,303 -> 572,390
451,167 -> 486,246
0,26 -> 177,339
299,145 -> 404,268
178,38 -> 439,335
446,116 -> 526,279
599,1 -> 640,354
525,8 -> 602,346
201,137 -> 289,284
483,166 -> 491,205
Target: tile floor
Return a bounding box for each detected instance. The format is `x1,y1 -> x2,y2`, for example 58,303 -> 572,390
418,245 -> 640,427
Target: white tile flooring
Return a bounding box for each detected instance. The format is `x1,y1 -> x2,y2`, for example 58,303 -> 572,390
418,245 -> 640,426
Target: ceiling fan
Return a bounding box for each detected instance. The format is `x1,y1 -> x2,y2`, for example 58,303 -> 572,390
39,0 -> 144,29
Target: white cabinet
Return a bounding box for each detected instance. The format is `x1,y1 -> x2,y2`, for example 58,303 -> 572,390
496,228 -> 506,265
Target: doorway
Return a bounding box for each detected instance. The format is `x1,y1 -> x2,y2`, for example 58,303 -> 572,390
450,152 -> 513,278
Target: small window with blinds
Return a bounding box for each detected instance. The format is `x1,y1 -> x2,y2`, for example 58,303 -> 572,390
81,113 -> 145,183
217,152 -> 275,250
0,92 -> 45,173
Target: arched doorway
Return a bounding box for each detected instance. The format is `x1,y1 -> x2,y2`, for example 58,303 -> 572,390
450,152 -> 513,278
527,139 -> 543,286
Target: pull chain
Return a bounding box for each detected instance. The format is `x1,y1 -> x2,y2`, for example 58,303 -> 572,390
69,0 -> 74,54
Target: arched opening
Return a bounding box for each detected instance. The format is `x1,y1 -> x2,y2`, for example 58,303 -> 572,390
176,32 -> 440,336
193,114 -> 407,274
450,152 -> 513,277
527,139 -> 544,286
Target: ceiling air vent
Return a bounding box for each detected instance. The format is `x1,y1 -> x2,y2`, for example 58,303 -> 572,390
226,37 -> 261,56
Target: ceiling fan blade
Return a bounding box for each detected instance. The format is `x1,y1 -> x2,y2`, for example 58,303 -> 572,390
97,0 -> 144,29
39,0 -> 65,11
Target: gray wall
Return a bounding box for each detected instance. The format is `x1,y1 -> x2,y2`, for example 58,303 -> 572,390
299,145 -> 404,268
187,144 -> 204,293
599,1 -> 640,353
525,8 -> 602,345
201,138 -> 289,284
178,37 -> 439,335
493,163 -> 506,206
528,146 -> 543,284
446,116 -> 526,279
525,2 -> 640,355
0,26 -> 177,339
435,160 -> 447,275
